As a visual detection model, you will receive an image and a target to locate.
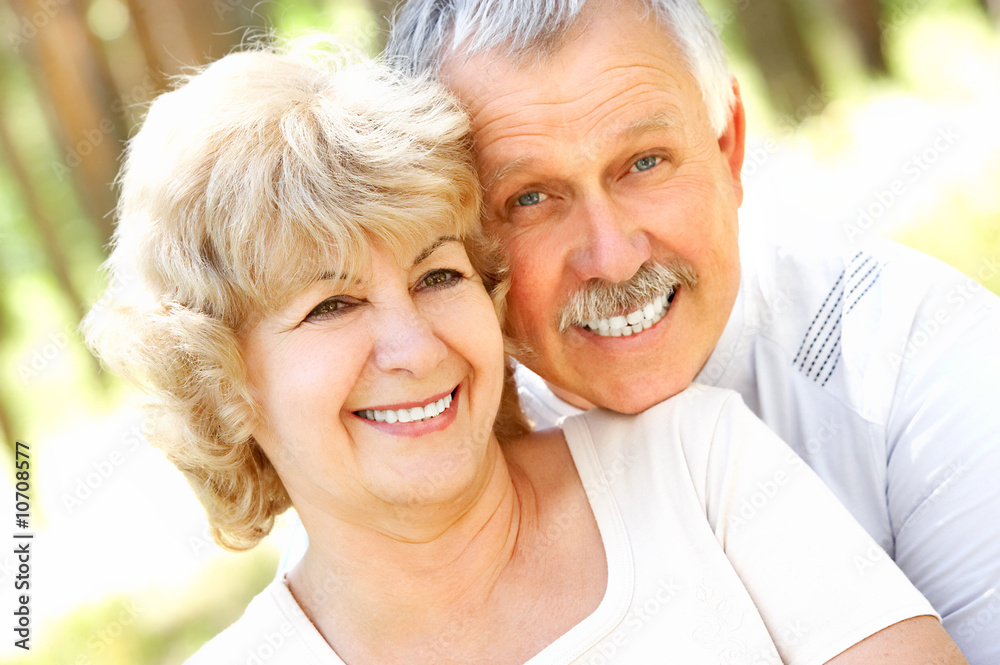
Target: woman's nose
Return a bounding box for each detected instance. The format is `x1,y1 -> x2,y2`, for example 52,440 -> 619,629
370,300 -> 448,377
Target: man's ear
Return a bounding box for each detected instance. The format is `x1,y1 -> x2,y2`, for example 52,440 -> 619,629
718,78 -> 746,207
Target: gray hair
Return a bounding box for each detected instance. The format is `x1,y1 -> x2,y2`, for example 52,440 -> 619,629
386,0 -> 735,136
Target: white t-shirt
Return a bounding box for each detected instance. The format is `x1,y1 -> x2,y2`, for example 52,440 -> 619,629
517,236 -> 1000,663
190,387 -> 933,664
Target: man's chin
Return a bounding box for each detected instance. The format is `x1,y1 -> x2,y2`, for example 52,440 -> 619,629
567,375 -> 694,414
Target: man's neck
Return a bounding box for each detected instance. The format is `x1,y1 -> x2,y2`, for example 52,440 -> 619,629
547,380 -> 595,410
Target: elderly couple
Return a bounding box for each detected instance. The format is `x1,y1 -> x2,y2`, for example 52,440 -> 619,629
84,0 -> 999,663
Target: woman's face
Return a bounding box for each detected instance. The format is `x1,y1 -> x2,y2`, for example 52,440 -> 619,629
242,235 -> 506,523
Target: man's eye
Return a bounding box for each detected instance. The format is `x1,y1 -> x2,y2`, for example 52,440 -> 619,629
516,191 -> 547,207
419,269 -> 464,290
631,156 -> 661,172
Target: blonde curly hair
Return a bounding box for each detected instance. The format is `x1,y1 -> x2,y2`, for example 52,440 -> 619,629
83,42 -> 528,551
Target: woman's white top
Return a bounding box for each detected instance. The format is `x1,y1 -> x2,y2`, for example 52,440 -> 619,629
187,386 -> 934,664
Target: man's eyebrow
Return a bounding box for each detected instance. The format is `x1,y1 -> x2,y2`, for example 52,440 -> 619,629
482,156 -> 533,190
482,110 -> 680,189
413,235 -> 461,266
617,110 -> 679,142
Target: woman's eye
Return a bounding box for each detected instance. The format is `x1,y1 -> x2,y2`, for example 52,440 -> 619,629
631,156 -> 661,172
515,191 -> 547,207
305,297 -> 354,321
419,269 -> 464,290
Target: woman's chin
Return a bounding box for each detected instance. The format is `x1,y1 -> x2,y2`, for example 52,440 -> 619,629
368,452 -> 485,510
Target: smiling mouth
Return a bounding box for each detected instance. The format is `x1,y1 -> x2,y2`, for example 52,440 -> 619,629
579,289 -> 676,337
356,390 -> 455,424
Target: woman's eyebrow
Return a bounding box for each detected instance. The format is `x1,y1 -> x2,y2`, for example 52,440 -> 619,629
413,235 -> 461,266
315,271 -> 353,283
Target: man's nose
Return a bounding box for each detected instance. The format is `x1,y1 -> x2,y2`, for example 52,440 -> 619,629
568,193 -> 651,283
371,301 -> 448,377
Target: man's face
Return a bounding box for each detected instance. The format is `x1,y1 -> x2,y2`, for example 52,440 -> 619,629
442,1 -> 746,413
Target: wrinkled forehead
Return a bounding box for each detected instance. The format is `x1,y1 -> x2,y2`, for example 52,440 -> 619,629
438,4 -> 691,117
438,17 -> 703,173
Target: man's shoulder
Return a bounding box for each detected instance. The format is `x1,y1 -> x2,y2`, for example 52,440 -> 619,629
733,233 -> 999,423
746,235 -> 963,305
739,235 -> 978,352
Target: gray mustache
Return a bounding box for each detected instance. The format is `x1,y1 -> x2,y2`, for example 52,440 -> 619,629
558,263 -> 697,332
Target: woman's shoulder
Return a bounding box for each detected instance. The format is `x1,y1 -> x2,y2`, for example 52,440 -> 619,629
565,384 -> 749,453
554,385 -> 761,499
503,426 -> 577,493
185,575 -> 340,664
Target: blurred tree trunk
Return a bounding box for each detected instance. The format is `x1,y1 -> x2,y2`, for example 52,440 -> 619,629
0,390 -> 14,455
125,0 -> 265,80
980,0 -> 1000,24
736,0 -> 828,119
0,270 -> 16,456
832,0 -> 887,73
7,0 -> 125,246
0,99 -> 90,326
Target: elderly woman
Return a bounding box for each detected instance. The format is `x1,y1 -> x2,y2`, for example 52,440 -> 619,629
83,45 -> 967,664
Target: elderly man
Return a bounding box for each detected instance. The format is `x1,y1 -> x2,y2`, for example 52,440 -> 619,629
381,0 -> 1000,661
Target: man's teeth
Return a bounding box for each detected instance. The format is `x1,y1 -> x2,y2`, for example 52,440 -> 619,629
582,291 -> 674,337
359,393 -> 453,424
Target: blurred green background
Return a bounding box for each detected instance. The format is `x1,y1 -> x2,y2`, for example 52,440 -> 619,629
0,0 -> 998,662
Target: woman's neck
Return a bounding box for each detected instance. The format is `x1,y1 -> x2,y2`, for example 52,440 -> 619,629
287,440 -> 541,662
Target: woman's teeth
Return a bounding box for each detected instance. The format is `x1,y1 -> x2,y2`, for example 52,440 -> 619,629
359,393 -> 453,424
582,290 -> 674,337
